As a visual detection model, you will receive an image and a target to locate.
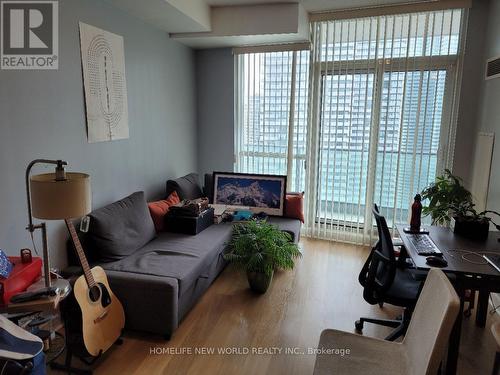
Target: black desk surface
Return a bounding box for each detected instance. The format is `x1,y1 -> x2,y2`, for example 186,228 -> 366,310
396,224 -> 500,278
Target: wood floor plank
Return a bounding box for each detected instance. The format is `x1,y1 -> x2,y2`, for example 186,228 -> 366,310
50,238 -> 499,375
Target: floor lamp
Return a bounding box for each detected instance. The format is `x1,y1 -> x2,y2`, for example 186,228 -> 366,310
26,159 -> 91,287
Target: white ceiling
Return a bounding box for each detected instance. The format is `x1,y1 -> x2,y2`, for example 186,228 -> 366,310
107,0 -> 436,48
206,0 -> 427,12
104,0 -> 211,33
170,3 -> 310,48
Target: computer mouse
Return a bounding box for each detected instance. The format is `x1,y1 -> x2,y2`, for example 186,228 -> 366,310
426,255 -> 448,267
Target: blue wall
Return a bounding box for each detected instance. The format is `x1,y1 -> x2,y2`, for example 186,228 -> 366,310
0,0 -> 197,268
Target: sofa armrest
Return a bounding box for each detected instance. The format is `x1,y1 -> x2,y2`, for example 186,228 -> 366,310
267,217 -> 302,243
60,266 -> 83,279
104,270 -> 179,336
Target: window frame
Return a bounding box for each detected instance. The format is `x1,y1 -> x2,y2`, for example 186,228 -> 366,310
234,50 -> 309,193
306,55 -> 458,240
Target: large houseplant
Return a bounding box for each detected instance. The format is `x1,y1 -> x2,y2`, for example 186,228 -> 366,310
224,220 -> 302,293
421,169 -> 500,240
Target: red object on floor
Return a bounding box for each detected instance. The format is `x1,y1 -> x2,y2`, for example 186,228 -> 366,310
0,256 -> 42,305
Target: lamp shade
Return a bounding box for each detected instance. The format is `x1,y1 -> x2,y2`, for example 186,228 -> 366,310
30,173 -> 91,220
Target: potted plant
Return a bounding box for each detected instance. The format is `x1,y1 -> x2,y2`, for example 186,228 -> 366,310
224,220 -> 302,293
421,169 -> 500,240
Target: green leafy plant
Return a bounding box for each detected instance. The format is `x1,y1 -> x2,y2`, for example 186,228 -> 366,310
224,220 -> 302,277
421,169 -> 500,226
420,169 -> 472,225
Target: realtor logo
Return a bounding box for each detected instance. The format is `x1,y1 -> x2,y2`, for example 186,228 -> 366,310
1,0 -> 58,69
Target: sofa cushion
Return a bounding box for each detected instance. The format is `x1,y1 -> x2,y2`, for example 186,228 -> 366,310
101,223 -> 233,296
166,173 -> 203,201
148,191 -> 181,232
88,192 -> 156,262
284,192 -> 305,223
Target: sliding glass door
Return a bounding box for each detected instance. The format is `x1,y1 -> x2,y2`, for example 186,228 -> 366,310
317,73 -> 374,226
307,9 -> 464,243
374,70 -> 447,226
316,69 -> 448,232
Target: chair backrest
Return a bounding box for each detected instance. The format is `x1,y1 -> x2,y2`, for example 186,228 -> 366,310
358,205 -> 397,304
403,269 -> 460,375
372,204 -> 397,265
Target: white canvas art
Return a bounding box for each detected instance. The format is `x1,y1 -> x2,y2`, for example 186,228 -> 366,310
79,22 -> 129,143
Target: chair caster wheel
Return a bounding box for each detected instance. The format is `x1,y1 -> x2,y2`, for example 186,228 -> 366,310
355,320 -> 363,332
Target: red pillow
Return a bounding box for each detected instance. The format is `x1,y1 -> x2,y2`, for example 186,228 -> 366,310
148,191 -> 180,232
284,192 -> 304,223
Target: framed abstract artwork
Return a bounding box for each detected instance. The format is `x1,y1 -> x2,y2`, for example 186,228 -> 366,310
79,22 -> 129,143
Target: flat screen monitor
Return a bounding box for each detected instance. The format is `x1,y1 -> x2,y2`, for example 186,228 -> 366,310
212,172 -> 286,216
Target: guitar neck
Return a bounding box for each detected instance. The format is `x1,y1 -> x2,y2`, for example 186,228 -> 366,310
65,219 -> 96,288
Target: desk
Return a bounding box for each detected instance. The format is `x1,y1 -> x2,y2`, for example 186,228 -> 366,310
397,225 -> 500,375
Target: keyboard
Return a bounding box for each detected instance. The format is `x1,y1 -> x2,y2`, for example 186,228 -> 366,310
407,234 -> 442,256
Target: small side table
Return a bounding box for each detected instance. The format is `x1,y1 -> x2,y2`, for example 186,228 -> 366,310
492,322 -> 500,375
1,278 -> 72,367
0,278 -> 71,314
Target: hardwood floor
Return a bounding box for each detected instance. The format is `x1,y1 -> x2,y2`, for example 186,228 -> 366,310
52,238 -> 499,375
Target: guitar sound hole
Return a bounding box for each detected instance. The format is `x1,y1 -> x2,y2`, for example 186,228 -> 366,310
89,285 -> 101,302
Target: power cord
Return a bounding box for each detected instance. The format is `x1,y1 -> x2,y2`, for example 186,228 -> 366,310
446,249 -> 498,265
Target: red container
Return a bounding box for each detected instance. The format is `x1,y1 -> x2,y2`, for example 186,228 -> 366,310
0,256 -> 42,305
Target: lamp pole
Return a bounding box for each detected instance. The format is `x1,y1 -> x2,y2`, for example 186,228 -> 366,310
25,159 -> 67,288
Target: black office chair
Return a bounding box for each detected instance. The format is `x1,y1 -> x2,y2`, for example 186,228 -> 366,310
355,204 -> 424,341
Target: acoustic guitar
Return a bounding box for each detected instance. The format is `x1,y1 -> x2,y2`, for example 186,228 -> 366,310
65,219 -> 125,357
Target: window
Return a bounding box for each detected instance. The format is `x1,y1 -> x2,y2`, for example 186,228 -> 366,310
235,8 -> 467,244
235,50 -> 310,192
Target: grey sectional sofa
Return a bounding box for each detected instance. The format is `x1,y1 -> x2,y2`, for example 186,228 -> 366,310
65,174 -> 301,339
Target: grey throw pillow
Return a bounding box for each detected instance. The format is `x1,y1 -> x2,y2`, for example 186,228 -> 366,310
166,173 -> 203,200
88,191 -> 156,262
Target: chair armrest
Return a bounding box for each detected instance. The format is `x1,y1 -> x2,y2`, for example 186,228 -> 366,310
396,245 -> 410,268
366,250 -> 391,289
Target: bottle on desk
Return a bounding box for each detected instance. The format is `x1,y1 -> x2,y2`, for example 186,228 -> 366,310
410,194 -> 423,232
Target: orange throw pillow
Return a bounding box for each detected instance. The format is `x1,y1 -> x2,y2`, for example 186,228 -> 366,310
148,191 -> 180,232
284,192 -> 305,223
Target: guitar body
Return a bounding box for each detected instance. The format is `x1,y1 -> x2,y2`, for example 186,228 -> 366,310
73,266 -> 125,356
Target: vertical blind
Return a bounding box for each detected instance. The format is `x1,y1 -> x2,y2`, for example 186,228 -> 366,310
235,8 -> 467,245
235,50 -> 310,192
306,9 -> 466,244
